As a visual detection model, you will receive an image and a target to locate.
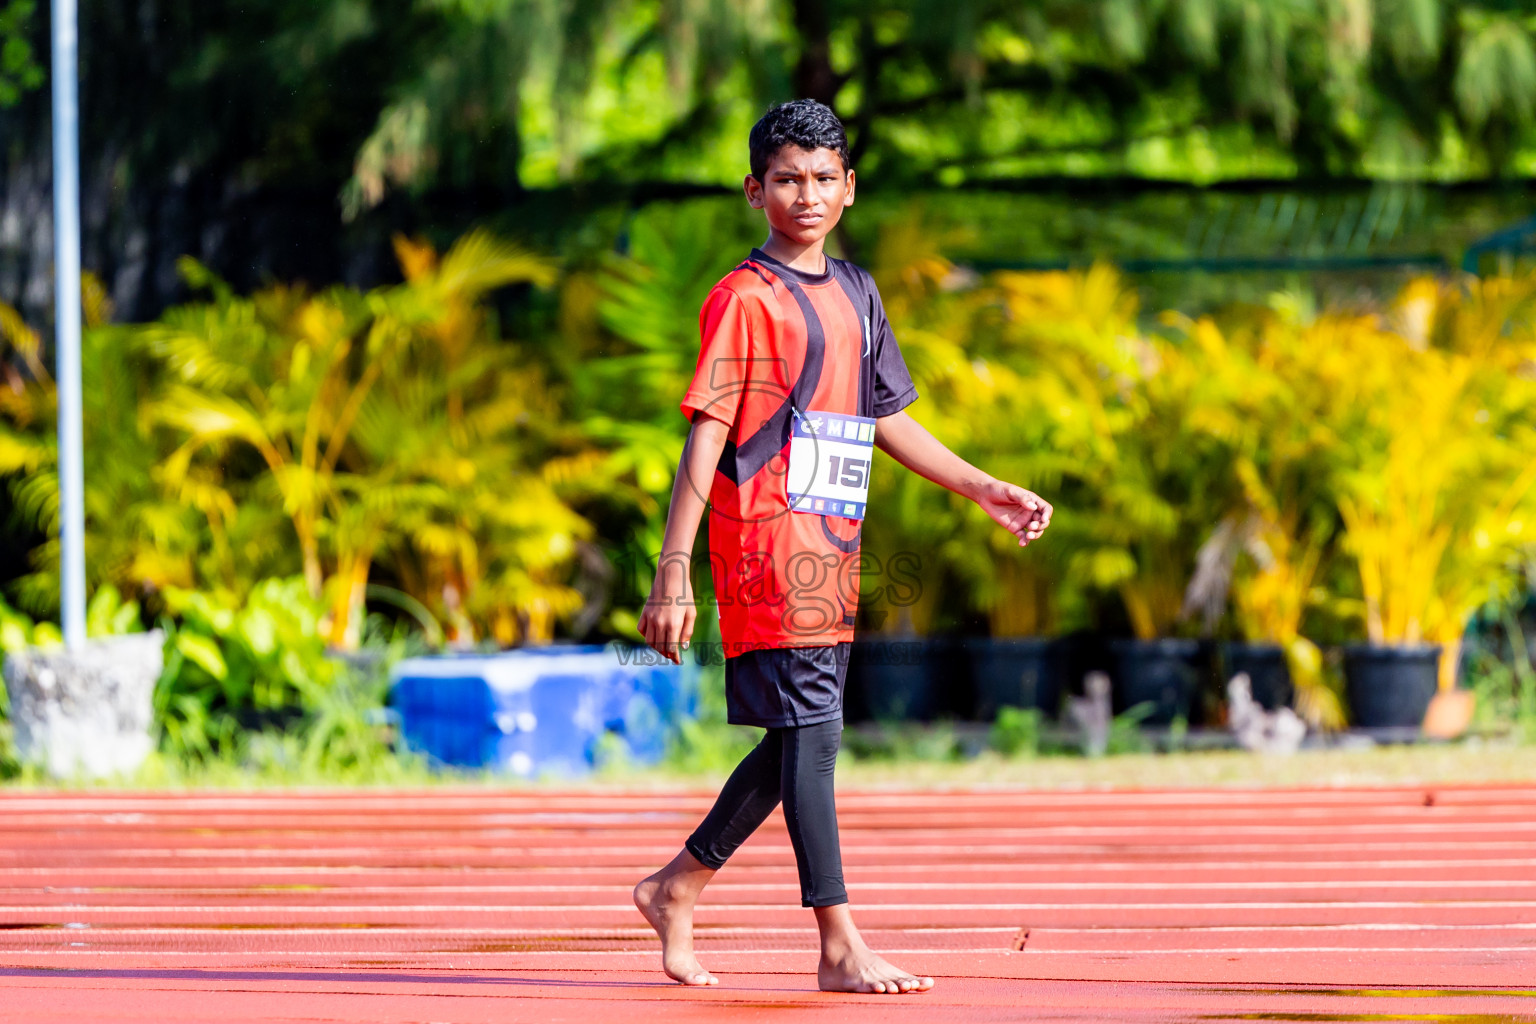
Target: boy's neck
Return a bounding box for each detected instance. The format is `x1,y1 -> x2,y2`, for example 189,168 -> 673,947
759,231 -> 828,275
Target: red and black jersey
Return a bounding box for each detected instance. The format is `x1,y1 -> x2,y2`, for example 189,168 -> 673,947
680,248 -> 918,655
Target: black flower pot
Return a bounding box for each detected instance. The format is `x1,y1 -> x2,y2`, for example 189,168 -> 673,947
933,636 -> 975,719
1221,641 -> 1293,711
963,637 -> 1062,720
1343,643 -> 1441,729
1108,638 -> 1203,726
846,637 -> 945,722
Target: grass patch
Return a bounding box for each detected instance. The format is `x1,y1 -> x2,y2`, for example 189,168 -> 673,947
6,736 -> 1536,792
832,738 -> 1536,790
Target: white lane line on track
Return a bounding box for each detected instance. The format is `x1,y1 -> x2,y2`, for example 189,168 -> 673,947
1036,921 -> 1536,933
0,925 -> 1018,937
1016,947 -> 1536,955
8,900 -> 1536,913
7,821 -> 1536,837
6,947 -> 1536,957
9,879 -> 1536,895
9,841 -> 1533,858
3,922 -> 1529,938
5,787 -> 1534,807
9,857 -> 1536,875
12,810 -> 1536,822
0,949 -> 1002,958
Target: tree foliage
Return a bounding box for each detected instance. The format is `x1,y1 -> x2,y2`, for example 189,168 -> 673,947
10,1 -> 1536,213
799,221 -> 1536,724
1,231 -> 594,651
340,0 -> 1536,205
5,1 -> 1535,328
0,0 -> 40,107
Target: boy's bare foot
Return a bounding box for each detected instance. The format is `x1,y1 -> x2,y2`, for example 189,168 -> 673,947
818,943 -> 934,994
633,851 -> 718,986
814,903 -> 933,994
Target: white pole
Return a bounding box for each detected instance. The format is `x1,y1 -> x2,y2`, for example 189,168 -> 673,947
51,0 -> 85,650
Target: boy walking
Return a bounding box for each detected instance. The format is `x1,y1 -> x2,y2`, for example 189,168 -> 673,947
634,100 -> 1053,994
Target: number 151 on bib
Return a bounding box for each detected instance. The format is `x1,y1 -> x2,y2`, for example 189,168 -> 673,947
786,410 -> 876,521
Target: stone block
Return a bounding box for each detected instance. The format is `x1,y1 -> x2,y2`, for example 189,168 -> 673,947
3,631 -> 164,778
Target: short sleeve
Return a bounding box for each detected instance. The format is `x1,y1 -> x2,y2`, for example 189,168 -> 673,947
681,287 -> 753,427
870,289 -> 918,418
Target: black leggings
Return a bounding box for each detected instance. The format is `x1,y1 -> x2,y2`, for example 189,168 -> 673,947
684,719 -> 846,908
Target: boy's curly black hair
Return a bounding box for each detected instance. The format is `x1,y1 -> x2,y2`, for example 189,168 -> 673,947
748,100 -> 851,181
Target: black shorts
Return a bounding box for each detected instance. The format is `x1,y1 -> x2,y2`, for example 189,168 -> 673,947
725,642 -> 850,729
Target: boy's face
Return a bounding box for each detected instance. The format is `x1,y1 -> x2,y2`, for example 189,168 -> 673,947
743,145 -> 855,247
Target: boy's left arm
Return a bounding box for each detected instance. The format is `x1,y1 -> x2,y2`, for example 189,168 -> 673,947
874,409 -> 1053,546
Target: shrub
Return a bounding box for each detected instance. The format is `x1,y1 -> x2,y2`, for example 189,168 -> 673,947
989,705 -> 1041,758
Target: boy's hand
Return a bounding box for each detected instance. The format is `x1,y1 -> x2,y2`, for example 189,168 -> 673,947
637,564 -> 697,665
975,479 -> 1053,546
874,412 -> 1053,545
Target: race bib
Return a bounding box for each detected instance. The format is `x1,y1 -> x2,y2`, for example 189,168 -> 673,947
786,409 -> 876,520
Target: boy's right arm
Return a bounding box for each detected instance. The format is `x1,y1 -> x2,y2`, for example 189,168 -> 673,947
637,412 -> 731,664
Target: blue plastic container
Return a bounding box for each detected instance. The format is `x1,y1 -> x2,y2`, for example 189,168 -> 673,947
389,644 -> 696,777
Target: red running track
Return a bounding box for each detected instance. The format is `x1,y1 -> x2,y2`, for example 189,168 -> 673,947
3,785 -> 1536,1022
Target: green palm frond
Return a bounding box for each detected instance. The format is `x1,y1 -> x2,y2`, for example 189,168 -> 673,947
1455,13 -> 1536,129
134,227 -> 597,647
8,467 -> 58,534
0,299 -> 46,380
0,425 -> 51,475
149,387 -> 284,465
139,311 -> 263,391
434,228 -> 558,296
